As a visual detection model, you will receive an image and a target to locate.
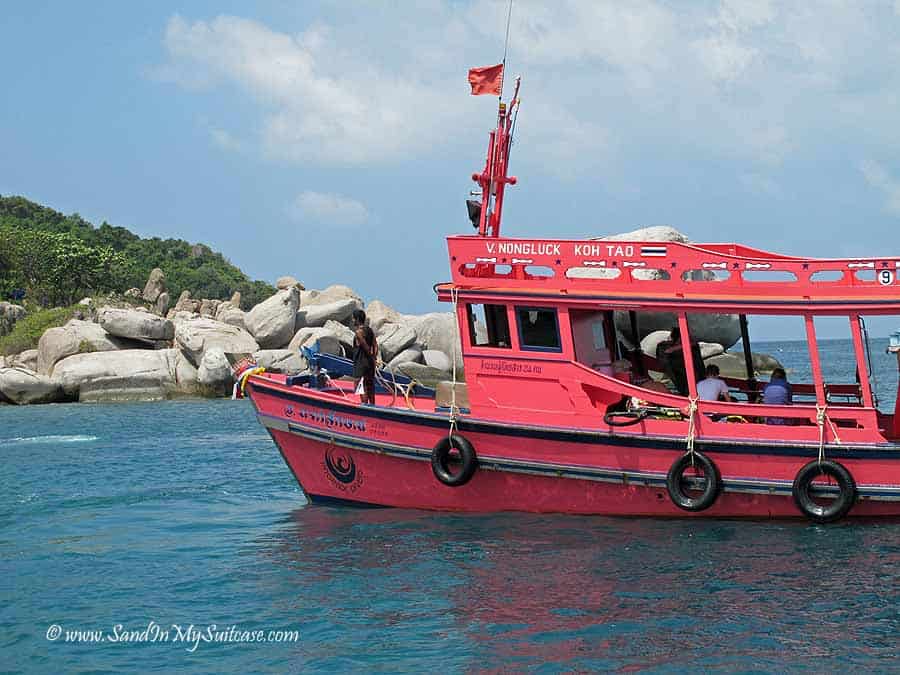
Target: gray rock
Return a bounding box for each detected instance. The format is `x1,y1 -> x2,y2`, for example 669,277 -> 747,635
395,362 -> 452,387
299,289 -> 320,305
287,327 -> 343,357
752,352 -> 783,375
173,290 -> 193,313
52,349 -> 178,398
700,342 -> 725,360
0,302 -> 26,337
402,312 -> 462,366
174,317 -> 259,367
294,298 -> 361,330
387,346 -> 424,367
230,291 -> 242,308
422,349 -> 452,371
38,320 -> 133,376
276,276 -> 304,290
124,288 -> 142,299
198,347 -> 233,395
155,292 -> 170,316
0,367 -> 63,404
324,320 -> 355,353
199,299 -> 218,318
304,284 -> 361,306
142,268 -> 166,303
246,287 -> 300,349
595,225 -> 690,243
365,300 -> 401,333
377,322 -> 417,362
98,307 -> 175,342
79,375 -> 169,403
9,349 -> 39,371
253,349 -> 307,375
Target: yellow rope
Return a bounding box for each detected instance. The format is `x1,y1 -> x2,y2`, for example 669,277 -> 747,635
685,396 -> 699,457
815,404 -> 841,464
239,367 -> 265,395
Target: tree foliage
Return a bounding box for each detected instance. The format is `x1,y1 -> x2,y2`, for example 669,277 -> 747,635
0,195 -> 275,308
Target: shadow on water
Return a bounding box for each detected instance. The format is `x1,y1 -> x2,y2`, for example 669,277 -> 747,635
260,507 -> 900,671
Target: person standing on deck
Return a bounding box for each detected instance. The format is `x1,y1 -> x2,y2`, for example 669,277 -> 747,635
352,309 -> 378,405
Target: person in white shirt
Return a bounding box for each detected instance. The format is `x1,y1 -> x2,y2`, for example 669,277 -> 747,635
697,364 -> 732,402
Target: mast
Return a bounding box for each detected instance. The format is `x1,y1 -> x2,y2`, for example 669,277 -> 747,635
472,78 -> 520,238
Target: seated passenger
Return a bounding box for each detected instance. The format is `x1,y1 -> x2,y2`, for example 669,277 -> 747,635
697,364 -> 732,402
762,368 -> 793,425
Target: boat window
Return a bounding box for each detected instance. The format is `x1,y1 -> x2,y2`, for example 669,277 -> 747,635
810,270 -> 844,282
741,270 -> 798,283
516,307 -> 562,352
681,269 -> 731,282
854,269 -> 876,282
859,315 -> 900,416
571,310 -> 613,372
813,317 -> 865,407
524,265 -> 554,278
565,267 -> 621,279
631,268 -> 671,281
467,304 -> 511,348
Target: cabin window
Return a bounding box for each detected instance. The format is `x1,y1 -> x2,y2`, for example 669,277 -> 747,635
467,304 -> 511,348
571,310 -> 613,371
516,307 -> 562,352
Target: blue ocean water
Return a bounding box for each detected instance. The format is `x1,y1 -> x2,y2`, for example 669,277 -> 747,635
2,341 -> 899,672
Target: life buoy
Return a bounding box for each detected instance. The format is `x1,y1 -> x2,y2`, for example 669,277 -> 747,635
792,460 -> 856,523
666,451 -> 722,512
431,434 -> 478,487
604,409 -> 649,427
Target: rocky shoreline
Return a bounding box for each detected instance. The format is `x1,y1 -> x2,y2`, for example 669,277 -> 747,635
0,228 -> 781,406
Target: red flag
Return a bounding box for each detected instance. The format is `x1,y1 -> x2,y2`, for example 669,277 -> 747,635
468,63 -> 504,96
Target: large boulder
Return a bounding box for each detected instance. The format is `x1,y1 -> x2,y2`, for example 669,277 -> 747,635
276,275 -> 304,290
0,367 -> 63,404
402,313 -> 462,366
173,290 -> 194,313
246,287 -> 300,349
388,346 -> 424,367
174,317 -> 259,367
422,349 -> 452,371
595,225 -> 690,243
305,284 -> 361,306
323,320 -> 355,353
704,351 -> 783,379
294,298 -> 361,330
98,307 -> 174,342
395,362 -> 453,387
215,302 -> 246,330
377,323 -> 417,362
52,349 -> 178,400
38,320 -> 134,376
9,349 -> 38,371
253,349 -> 307,375
155,292 -> 170,317
199,299 -> 220,318
197,348 -> 233,395
141,268 -> 166,303
0,302 -> 26,337
365,300 -> 401,333
287,327 -> 343,357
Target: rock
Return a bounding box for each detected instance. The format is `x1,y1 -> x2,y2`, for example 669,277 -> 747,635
0,302 -> 26,336
287,327 -> 343,357
218,306 -> 246,330
704,351 -> 782,379
0,367 -> 63,404
155,292 -> 170,316
422,349 -> 452,371
402,313 -> 463,366
276,276 -> 305,290
752,352 -> 783,374
197,348 -> 233,395
174,317 -> 259,367
365,300 -> 401,333
52,349 -> 178,399
299,289 -> 320,305
230,291 -> 242,308
324,320 -> 355,353
387,347 -> 424,367
142,268 -> 166,303
173,290 -> 193,313
595,225 -> 690,243
615,312 -> 741,351
395,362 -> 452,387
246,287 -> 300,349
253,349 -> 307,375
294,298 -> 361,330
9,349 -> 39,371
305,284 -> 361,306
98,307 -> 175,342
124,288 -> 142,299
173,349 -> 200,394
38,320 -> 134,376
700,342 -> 725,360
376,323 -> 417,362
199,299 -> 219,318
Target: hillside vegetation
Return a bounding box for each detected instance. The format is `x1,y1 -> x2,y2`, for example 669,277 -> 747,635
0,195 -> 274,308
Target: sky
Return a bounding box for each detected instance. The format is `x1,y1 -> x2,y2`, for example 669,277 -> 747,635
3,0 -> 900,340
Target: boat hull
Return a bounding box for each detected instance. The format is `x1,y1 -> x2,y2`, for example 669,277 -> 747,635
248,378 -> 900,518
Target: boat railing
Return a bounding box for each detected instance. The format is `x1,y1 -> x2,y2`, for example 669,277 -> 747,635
446,236 -> 900,299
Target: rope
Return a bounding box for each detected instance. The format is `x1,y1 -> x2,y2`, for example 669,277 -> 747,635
815,404 -> 842,464
449,286 -> 461,438
685,396 -> 699,460
239,367 -> 265,395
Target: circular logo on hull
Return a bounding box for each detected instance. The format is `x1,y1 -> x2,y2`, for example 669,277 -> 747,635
325,447 -> 357,484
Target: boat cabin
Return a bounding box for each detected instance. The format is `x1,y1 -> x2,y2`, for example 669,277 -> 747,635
436,236 -> 900,444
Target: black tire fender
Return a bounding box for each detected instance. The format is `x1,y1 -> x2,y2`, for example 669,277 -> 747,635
431,434 -> 478,487
792,460 -> 856,523
666,451 -> 722,512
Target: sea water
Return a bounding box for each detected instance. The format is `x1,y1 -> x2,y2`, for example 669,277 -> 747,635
1,341 -> 899,672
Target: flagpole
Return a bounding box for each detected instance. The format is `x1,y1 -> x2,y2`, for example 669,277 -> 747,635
499,0 -> 513,100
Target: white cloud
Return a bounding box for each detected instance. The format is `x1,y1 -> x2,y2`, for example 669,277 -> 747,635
289,191 -> 370,227
208,127 -> 244,153
860,159 -> 900,215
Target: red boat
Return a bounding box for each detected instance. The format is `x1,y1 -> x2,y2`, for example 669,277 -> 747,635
245,80 -> 900,522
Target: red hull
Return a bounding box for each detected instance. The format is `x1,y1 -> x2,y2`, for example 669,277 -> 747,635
247,376 -> 900,518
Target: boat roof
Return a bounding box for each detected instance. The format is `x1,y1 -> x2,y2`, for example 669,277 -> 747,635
436,235 -> 900,314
